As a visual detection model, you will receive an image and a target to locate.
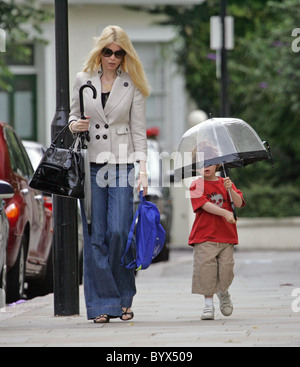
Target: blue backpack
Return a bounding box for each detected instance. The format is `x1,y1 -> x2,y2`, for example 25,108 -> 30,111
121,191 -> 166,270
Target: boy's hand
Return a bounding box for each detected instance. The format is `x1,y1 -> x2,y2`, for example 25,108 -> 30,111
223,177 -> 232,191
224,210 -> 236,224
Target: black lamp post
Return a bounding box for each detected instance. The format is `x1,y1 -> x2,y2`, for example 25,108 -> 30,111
220,0 -> 229,117
51,0 -> 79,316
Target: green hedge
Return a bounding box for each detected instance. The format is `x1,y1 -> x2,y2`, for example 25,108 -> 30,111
236,184 -> 300,218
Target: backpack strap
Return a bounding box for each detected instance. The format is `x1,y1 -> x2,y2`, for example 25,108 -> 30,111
121,207 -> 139,269
139,190 -> 145,204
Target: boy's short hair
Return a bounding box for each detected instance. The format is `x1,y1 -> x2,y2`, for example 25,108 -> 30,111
197,141 -> 219,159
193,140 -> 221,171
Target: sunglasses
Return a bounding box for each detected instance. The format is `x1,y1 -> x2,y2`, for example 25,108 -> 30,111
101,47 -> 127,59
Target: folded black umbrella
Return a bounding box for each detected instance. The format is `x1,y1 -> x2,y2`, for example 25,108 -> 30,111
79,82 -> 97,235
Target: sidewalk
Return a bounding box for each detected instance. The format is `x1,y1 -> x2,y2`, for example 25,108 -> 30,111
0,249 -> 300,347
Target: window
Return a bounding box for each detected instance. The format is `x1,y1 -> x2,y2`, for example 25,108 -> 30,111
133,42 -> 169,140
0,75 -> 37,141
4,127 -> 34,179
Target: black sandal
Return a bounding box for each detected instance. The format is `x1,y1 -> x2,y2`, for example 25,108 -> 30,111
94,314 -> 111,323
120,308 -> 134,321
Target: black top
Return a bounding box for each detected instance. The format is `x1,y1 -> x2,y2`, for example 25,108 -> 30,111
101,92 -> 110,108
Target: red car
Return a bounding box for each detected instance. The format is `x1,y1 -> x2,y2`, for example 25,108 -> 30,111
0,122 -> 52,303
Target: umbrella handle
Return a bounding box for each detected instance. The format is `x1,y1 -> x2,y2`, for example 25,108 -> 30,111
79,83 -> 97,119
79,83 -> 97,146
222,164 -> 237,222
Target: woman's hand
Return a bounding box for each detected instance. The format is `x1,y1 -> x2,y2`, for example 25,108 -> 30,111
137,172 -> 148,196
137,160 -> 148,196
70,117 -> 90,133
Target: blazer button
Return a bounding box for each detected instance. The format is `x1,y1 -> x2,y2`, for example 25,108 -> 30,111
95,124 -> 100,129
104,124 -> 109,129
103,135 -> 108,140
96,135 -> 100,140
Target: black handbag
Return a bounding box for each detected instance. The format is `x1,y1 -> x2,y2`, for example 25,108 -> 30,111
29,124 -> 85,199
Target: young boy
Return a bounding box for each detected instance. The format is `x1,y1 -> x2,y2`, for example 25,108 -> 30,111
189,164 -> 245,320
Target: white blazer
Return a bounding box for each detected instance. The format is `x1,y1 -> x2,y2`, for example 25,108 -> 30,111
69,68 -> 148,164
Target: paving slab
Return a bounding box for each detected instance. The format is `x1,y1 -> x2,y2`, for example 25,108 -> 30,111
0,249 -> 299,348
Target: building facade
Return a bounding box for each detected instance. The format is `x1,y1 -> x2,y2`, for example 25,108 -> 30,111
0,0 -> 204,246
0,0 -> 203,150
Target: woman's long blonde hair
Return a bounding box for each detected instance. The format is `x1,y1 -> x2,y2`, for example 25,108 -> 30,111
84,25 -> 150,98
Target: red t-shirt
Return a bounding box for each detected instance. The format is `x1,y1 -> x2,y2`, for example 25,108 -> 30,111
189,177 -> 245,246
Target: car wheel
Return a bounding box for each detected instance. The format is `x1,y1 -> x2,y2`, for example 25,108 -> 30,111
27,246 -> 53,299
6,233 -> 27,303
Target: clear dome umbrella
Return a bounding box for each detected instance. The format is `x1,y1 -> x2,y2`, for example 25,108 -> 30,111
174,117 -> 272,219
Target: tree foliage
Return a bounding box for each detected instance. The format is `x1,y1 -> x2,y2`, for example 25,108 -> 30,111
228,0 -> 300,189
0,0 -> 52,91
136,1 -> 300,215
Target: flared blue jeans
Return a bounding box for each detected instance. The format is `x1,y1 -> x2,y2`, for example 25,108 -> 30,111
80,163 -> 136,320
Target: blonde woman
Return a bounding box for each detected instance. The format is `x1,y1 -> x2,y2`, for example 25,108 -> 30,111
69,26 -> 150,323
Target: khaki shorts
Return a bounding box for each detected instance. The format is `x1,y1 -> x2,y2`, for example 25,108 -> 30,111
192,241 -> 235,296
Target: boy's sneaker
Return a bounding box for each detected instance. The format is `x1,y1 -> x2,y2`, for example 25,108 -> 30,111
201,305 -> 215,320
217,291 -> 233,316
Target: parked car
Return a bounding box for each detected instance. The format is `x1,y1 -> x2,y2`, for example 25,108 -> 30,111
134,134 -> 173,262
0,122 -> 53,303
21,141 -> 46,172
22,141 -> 52,212
0,180 -> 14,306
22,140 -> 84,286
